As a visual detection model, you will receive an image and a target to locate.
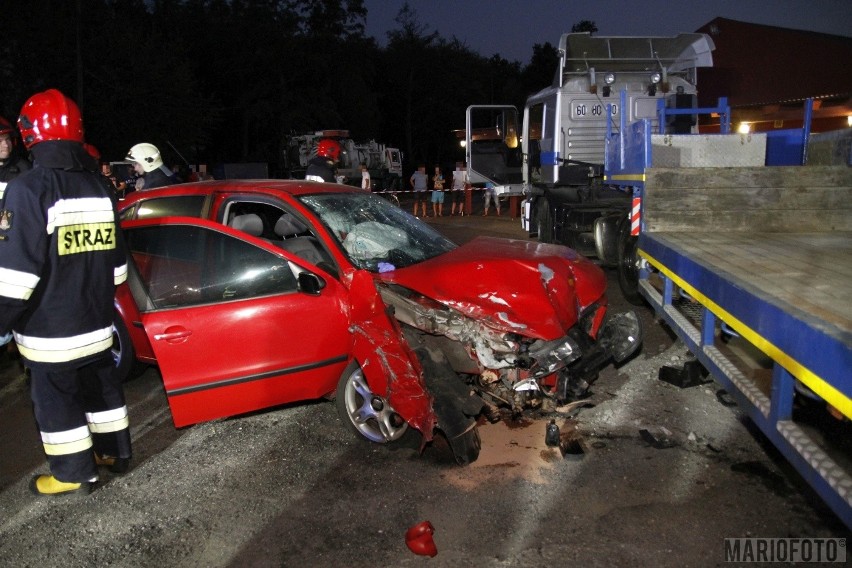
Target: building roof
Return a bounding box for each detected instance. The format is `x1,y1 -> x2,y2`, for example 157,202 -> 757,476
695,17 -> 851,126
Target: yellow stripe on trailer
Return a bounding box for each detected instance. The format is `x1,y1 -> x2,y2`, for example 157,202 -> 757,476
640,249 -> 851,420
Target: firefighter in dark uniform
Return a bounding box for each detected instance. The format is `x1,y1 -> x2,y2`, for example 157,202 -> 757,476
126,142 -> 175,190
305,138 -> 341,183
0,115 -> 31,192
0,89 -> 132,496
0,115 -> 31,365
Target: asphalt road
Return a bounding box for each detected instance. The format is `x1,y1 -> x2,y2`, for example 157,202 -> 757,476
0,213 -> 847,567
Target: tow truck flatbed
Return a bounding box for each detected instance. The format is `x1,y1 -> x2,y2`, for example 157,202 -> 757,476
605,108 -> 852,527
642,230 -> 851,395
639,228 -> 851,528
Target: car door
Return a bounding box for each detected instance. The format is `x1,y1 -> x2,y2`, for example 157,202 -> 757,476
122,217 -> 351,427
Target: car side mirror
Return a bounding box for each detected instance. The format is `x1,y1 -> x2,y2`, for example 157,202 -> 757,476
298,271 -> 326,295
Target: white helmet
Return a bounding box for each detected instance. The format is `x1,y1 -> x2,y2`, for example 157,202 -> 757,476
126,142 -> 163,173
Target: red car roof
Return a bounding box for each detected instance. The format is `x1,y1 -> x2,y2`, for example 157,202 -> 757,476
119,179 -> 364,207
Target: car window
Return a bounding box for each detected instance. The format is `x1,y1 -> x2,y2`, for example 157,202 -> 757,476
127,195 -> 207,221
221,200 -> 291,241
219,198 -> 337,272
124,223 -> 298,310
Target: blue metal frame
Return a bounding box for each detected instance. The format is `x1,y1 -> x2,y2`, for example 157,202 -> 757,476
656,96 -> 731,134
604,95 -> 852,528
640,237 -> 852,392
605,93 -> 735,186
638,251 -> 852,528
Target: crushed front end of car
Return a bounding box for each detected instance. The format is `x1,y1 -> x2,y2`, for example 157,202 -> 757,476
378,237 -> 642,416
380,284 -> 641,414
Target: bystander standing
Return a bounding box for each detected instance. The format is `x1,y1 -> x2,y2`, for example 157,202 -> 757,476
483,181 -> 500,216
450,161 -> 469,216
410,164 -> 428,217
100,161 -> 127,198
360,162 -> 371,190
431,165 -> 445,217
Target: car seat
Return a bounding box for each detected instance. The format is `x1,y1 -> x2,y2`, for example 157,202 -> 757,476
228,213 -> 264,237
273,213 -> 331,267
273,213 -> 308,237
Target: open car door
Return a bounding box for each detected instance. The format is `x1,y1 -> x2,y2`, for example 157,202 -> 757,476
122,217 -> 351,427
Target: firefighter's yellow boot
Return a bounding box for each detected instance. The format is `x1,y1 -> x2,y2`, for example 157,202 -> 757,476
29,475 -> 94,496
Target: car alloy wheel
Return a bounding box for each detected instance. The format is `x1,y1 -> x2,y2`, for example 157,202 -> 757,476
336,363 -> 409,443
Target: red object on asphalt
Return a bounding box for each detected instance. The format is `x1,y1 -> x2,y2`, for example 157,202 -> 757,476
405,520 -> 437,557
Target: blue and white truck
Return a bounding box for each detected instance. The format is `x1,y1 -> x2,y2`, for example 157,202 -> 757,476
466,31 -> 851,528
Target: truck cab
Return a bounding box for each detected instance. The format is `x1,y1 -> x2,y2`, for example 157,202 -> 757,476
466,32 -> 714,258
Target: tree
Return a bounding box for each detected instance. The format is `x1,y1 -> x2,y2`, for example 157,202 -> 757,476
522,42 -> 559,92
0,0 -> 536,175
571,20 -> 598,34
380,3 -> 442,165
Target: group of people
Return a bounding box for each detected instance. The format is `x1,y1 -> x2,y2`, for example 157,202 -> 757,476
302,141 -> 503,220
0,89 -> 133,497
409,162 -> 481,218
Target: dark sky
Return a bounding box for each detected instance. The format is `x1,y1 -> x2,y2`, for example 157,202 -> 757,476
363,0 -> 852,64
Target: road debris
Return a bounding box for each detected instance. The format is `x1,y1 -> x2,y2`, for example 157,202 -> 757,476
405,520 -> 437,557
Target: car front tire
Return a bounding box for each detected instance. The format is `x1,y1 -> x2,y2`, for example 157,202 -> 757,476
112,312 -> 146,382
335,362 -> 410,444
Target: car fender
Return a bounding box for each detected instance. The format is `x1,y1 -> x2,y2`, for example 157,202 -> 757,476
348,269 -> 436,440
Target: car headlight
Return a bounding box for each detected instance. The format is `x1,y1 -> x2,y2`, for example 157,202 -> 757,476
598,311 -> 642,363
528,336 -> 581,372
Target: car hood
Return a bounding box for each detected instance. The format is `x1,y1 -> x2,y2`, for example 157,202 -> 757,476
379,236 -> 606,339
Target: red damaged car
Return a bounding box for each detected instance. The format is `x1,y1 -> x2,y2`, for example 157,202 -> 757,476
113,180 -> 641,464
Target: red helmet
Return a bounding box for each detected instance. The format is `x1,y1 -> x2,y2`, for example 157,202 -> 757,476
316,138 -> 341,161
0,116 -> 14,137
83,142 -> 101,161
17,89 -> 85,149
0,116 -> 16,148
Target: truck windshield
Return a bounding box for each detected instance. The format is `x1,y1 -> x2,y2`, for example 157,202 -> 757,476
466,106 -> 524,186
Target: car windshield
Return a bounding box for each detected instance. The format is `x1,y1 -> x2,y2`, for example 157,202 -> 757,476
298,192 -> 457,272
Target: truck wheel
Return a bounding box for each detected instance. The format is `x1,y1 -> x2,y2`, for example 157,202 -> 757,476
536,198 -> 553,243
617,216 -> 645,306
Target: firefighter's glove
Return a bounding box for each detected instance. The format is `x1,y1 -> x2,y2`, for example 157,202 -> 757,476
0,333 -> 12,346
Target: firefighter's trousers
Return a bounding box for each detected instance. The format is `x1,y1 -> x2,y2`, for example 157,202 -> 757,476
29,354 -> 132,483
